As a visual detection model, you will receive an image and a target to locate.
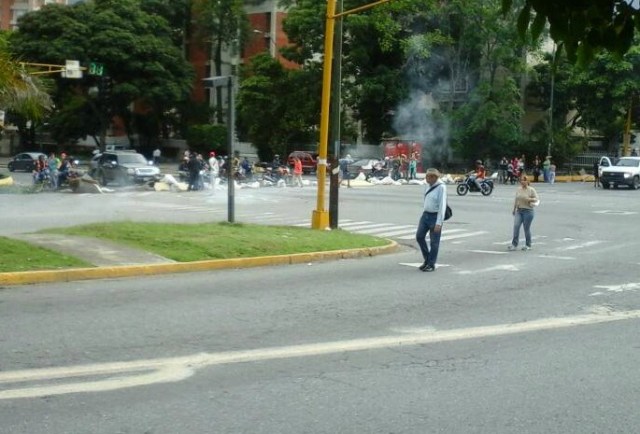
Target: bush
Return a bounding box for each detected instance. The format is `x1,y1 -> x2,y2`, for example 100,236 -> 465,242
186,124 -> 227,155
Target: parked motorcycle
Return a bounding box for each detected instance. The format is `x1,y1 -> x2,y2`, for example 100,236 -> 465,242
456,175 -> 494,196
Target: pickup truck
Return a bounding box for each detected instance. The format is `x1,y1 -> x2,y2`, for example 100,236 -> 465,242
600,156 -> 640,189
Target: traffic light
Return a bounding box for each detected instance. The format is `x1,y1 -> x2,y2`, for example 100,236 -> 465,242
88,62 -> 104,76
98,76 -> 113,103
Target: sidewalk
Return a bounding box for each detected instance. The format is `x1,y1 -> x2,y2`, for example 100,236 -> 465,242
0,233 -> 399,287
18,234 -> 176,266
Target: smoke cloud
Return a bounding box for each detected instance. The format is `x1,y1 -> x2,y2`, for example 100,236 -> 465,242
392,36 -> 453,166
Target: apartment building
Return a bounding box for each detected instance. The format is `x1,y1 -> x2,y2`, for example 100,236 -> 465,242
0,0 -> 84,30
192,0 -> 295,104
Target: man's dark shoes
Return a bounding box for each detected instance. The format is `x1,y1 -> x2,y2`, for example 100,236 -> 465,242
423,264 -> 436,272
419,262 -> 428,271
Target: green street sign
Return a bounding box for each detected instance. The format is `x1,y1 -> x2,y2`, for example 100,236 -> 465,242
88,62 -> 104,76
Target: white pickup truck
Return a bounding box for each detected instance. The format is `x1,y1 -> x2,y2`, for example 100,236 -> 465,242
599,156 -> 640,189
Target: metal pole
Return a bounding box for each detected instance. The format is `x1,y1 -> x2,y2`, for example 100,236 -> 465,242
548,46 -> 556,158
329,0 -> 343,229
227,77 -> 235,223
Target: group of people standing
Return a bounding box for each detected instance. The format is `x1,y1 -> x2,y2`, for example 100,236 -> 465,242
180,150 -> 254,192
416,169 -> 539,272
498,155 -> 556,184
389,152 -> 420,181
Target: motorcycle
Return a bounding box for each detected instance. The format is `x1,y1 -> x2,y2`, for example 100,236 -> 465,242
365,163 -> 389,181
261,165 -> 291,186
506,165 -> 519,184
32,170 -> 55,192
456,175 -> 494,196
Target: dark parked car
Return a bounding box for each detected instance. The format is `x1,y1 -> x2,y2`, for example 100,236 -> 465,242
94,151 -> 160,186
7,152 -> 46,172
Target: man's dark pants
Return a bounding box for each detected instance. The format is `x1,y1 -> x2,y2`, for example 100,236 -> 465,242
416,211 -> 442,267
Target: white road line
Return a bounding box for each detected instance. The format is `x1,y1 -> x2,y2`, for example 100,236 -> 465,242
397,228 -> 468,240
372,228 -> 418,237
457,264 -> 520,274
559,240 -> 603,251
537,255 -> 576,260
441,231 -> 488,241
337,221 -> 373,228
493,235 -> 547,245
171,206 -> 200,211
399,262 -> 451,268
469,250 -> 508,255
1,308 -> 638,400
358,225 -> 416,236
355,223 -> 400,234
348,223 -> 396,231
593,282 -> 640,293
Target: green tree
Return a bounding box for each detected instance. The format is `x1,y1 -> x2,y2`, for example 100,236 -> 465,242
191,0 -> 254,124
0,31 -> 52,150
186,123 -> 227,155
526,42 -> 640,159
9,0 -> 193,151
371,0 -> 527,160
281,0 -> 531,161
504,0 -> 640,63
236,53 -> 320,161
568,45 -> 640,150
283,0 -> 407,144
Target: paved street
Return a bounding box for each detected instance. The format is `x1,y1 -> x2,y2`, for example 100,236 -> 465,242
1,179 -> 639,433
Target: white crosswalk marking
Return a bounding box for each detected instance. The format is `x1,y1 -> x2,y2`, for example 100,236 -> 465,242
397,229 -> 481,240
337,221 -> 374,227
360,226 -> 416,237
559,240 -> 603,251
342,223 -> 394,231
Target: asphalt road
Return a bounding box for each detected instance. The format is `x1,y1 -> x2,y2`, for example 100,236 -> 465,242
1,178 -> 639,433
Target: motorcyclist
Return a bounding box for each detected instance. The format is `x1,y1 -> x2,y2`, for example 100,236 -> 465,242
469,159 -> 486,191
272,154 -> 281,169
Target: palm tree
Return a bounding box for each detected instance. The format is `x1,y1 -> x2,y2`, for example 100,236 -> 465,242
0,35 -> 52,122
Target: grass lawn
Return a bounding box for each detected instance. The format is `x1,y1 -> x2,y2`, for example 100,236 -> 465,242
43,221 -> 390,263
0,237 -> 92,273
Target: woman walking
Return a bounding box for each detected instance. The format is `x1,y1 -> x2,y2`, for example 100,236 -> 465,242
508,174 -> 539,251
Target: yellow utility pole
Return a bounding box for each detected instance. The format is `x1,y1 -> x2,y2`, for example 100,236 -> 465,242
312,0 -> 395,229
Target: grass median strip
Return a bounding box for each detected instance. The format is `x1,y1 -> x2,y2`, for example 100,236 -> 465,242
0,237 -> 91,272
43,221 -> 390,263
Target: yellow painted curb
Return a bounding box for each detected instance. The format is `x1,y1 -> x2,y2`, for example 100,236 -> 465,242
0,240 -> 399,287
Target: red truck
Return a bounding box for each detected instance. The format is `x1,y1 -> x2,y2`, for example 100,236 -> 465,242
381,138 -> 423,172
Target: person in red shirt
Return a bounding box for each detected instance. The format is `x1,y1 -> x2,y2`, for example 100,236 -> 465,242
470,159 -> 485,191
292,157 -> 303,188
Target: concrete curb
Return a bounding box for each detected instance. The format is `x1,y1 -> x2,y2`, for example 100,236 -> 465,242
0,240 -> 399,287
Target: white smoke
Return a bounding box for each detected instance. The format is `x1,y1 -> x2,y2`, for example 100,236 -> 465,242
392,89 -> 451,166
392,35 -> 453,166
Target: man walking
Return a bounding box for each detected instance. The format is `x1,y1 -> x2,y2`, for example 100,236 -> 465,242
153,147 -> 161,165
339,154 -> 354,187
208,151 -> 219,193
416,168 -> 447,272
